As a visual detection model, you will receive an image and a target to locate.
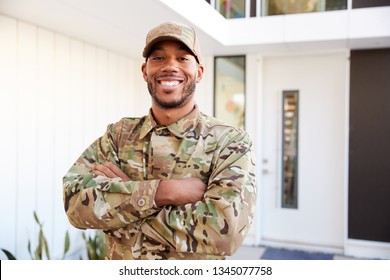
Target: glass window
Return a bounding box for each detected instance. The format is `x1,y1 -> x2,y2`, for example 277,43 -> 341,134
217,0 -> 246,18
326,0 -> 347,10
353,0 -> 390,9
214,56 -> 246,130
250,0 -> 257,17
263,0 -> 347,16
282,91 -> 299,209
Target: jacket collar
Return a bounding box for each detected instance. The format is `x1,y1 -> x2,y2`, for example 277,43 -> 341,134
140,105 -> 199,139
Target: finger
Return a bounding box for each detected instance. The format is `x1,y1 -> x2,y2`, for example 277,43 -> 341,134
92,170 -> 106,177
102,162 -> 129,181
102,162 -> 121,174
93,164 -> 117,178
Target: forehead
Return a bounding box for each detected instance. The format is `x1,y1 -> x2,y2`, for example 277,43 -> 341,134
149,40 -> 193,54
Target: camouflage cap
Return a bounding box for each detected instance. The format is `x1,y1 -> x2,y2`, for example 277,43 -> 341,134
143,22 -> 202,64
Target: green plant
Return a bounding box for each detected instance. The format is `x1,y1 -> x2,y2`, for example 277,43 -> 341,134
1,248 -> 16,260
81,230 -> 107,260
1,211 -> 70,260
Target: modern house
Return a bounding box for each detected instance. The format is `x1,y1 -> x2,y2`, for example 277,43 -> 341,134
0,0 -> 389,259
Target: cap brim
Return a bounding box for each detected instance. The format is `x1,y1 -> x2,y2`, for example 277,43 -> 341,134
142,36 -> 199,63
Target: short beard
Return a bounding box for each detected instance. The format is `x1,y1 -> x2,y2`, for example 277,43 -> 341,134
147,79 -> 196,109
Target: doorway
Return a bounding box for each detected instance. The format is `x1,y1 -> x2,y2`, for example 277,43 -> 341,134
259,53 -> 348,252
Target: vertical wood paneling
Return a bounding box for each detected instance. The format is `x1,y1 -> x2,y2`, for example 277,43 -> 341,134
36,27 -> 55,251
125,58 -> 136,116
107,52 -> 119,123
52,33 -> 72,256
83,44 -> 98,147
133,58 -> 151,116
0,15 -> 18,256
117,56 -> 128,117
69,39 -> 84,163
16,21 -> 38,259
118,56 -> 133,118
96,49 -> 109,134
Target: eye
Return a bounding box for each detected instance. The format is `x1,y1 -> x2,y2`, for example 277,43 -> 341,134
178,57 -> 189,62
151,56 -> 164,61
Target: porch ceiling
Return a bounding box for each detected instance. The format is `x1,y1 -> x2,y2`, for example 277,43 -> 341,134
1,0 -> 389,59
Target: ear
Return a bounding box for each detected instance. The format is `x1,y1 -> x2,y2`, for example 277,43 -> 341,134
141,63 -> 147,82
196,64 -> 204,83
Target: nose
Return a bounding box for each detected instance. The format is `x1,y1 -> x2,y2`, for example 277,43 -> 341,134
161,57 -> 179,72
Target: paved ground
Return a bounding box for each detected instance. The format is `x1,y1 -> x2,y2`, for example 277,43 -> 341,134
226,246 -> 360,260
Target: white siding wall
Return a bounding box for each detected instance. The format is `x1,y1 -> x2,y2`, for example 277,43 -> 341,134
0,15 -> 151,259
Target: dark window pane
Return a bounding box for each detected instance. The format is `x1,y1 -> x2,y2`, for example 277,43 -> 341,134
282,91 -> 299,209
353,0 -> 390,9
250,0 -> 257,17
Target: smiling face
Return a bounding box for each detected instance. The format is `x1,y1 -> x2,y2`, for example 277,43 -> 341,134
142,40 -> 204,110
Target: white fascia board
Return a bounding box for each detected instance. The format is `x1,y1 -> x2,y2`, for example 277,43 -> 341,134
283,10 -> 349,43
225,16 -> 285,45
349,6 -> 390,39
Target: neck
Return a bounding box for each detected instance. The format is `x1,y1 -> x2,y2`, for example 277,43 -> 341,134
152,101 -> 195,125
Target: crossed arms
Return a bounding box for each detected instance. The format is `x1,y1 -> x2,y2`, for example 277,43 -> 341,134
63,122 -> 256,256
92,162 -> 206,207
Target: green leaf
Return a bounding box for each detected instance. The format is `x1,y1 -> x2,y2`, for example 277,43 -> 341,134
81,230 -> 107,260
27,240 -> 33,259
63,231 -> 70,259
42,235 -> 51,260
1,249 -> 17,260
33,211 -> 40,226
35,230 -> 43,260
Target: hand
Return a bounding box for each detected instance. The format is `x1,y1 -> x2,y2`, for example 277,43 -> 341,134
92,162 -> 130,182
155,178 -> 207,207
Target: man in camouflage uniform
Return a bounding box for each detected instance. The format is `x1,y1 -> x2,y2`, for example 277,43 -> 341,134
63,22 -> 257,260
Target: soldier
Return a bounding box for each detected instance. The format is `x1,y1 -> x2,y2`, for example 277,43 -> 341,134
63,21 -> 257,260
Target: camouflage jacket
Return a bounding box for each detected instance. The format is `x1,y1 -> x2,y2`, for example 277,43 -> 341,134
63,106 -> 257,260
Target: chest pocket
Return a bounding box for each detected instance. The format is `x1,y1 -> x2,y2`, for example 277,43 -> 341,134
170,131 -> 216,183
119,128 -> 216,184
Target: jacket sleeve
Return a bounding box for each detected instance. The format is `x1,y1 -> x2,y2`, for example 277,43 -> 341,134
141,130 -> 257,256
63,121 -> 161,230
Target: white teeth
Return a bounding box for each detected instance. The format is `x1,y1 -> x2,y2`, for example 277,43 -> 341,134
160,81 -> 180,86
